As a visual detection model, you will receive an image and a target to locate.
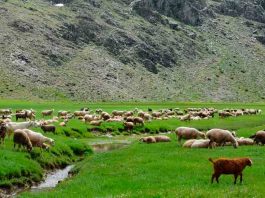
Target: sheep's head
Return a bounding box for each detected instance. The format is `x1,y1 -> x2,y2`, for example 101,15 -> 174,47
246,158 -> 253,166
199,132 -> 206,139
233,140 -> 239,149
47,138 -> 55,146
231,131 -> 236,137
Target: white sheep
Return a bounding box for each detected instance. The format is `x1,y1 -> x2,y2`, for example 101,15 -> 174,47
20,129 -> 54,148
206,129 -> 238,148
182,139 -> 196,148
175,127 -> 205,143
190,139 -> 215,148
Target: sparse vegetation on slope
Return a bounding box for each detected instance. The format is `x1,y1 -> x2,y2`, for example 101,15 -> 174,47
0,0 -> 265,101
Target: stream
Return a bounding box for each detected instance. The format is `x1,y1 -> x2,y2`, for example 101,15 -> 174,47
2,141 -> 131,197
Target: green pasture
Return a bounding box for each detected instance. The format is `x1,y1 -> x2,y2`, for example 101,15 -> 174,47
0,100 -> 264,197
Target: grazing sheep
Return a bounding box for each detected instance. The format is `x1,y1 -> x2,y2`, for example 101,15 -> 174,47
21,129 -> 54,148
219,111 -> 233,118
41,125 -> 56,133
13,130 -> 32,152
101,112 -> 111,121
84,114 -> 94,122
59,122 -> 67,127
138,111 -> 145,118
124,111 -> 133,117
133,117 -> 144,126
42,109 -> 54,117
153,135 -> 171,142
5,121 -> 39,137
90,120 -> 103,126
206,129 -> 238,148
73,111 -> 87,117
250,131 -> 265,145
151,112 -> 162,118
175,127 -> 205,143
0,109 -> 12,115
124,116 -> 134,123
209,157 -> 252,184
183,139 -> 196,148
123,122 -> 134,131
179,114 -> 191,121
236,137 -> 254,146
112,110 -> 124,117
190,139 -> 215,148
139,136 -> 156,143
15,112 -> 27,121
143,113 -> 152,121
58,111 -> 68,117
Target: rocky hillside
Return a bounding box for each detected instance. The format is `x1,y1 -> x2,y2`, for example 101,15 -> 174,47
0,0 -> 265,101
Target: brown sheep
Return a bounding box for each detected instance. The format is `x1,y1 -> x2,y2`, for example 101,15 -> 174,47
124,116 -> 134,123
133,117 -> 144,126
209,157 -> 252,184
175,127 -> 205,143
101,112 -> 111,121
41,125 -> 56,133
140,136 -> 156,143
42,109 -> 54,117
13,130 -> 32,152
16,112 -> 27,121
123,122 -> 134,131
153,135 -> 171,142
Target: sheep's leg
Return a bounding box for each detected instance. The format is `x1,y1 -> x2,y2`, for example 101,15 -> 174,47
211,173 -> 219,183
240,173 -> 243,184
178,136 -> 182,143
216,174 -> 220,183
234,174 -> 238,184
209,140 -> 214,149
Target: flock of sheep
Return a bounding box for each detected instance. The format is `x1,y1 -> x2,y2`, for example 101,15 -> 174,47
140,126 -> 265,148
0,107 -> 262,151
0,106 -> 263,184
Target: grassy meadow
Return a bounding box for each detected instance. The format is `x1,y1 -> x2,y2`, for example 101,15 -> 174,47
0,100 -> 265,197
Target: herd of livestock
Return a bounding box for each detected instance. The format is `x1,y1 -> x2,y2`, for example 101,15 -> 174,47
0,107 -> 263,153
0,106 -> 263,184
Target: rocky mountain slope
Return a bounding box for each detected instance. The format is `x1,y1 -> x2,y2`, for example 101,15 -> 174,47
0,0 -> 265,101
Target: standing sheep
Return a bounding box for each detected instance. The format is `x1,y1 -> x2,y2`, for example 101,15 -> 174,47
21,129 -> 54,148
124,122 -> 134,132
42,109 -> 54,117
175,127 -> 205,143
206,129 -> 238,148
13,130 -> 32,152
133,117 -> 144,126
209,157 -> 252,184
